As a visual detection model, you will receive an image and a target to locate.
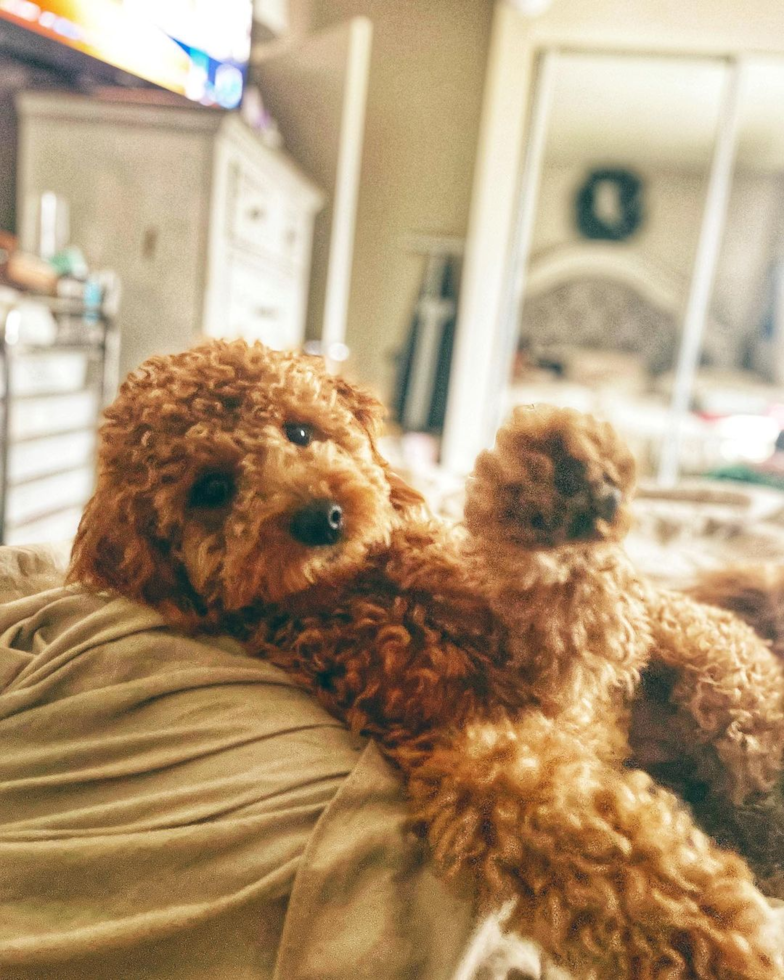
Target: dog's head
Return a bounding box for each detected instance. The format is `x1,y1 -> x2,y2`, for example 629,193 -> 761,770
70,340 -> 424,624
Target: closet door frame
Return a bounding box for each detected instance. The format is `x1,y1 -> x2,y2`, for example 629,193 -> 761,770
442,1 -> 784,478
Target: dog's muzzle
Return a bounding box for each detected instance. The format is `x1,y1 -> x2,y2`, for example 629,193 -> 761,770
290,500 -> 344,546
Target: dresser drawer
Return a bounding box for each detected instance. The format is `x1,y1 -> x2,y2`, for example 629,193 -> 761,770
280,205 -> 314,270
5,466 -> 94,527
225,257 -> 303,351
226,161 -> 284,260
225,155 -> 315,272
9,390 -> 100,440
10,350 -> 92,396
5,506 -> 84,546
8,430 -> 95,484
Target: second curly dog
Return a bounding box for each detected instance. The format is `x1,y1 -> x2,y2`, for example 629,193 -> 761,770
70,340 -> 784,978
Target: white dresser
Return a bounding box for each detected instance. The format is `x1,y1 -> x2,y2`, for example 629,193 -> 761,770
0,285 -> 118,545
16,92 -> 324,380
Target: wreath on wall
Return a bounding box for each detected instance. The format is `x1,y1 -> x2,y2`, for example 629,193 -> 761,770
575,168 -> 645,242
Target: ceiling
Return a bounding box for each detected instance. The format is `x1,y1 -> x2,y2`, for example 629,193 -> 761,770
545,54 -> 784,172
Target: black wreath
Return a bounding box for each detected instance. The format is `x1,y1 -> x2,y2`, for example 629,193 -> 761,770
575,169 -> 644,242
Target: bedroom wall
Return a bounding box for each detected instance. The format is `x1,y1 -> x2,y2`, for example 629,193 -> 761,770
0,56 -> 74,236
530,165 -> 784,352
532,167 -> 705,284
301,0 -> 494,400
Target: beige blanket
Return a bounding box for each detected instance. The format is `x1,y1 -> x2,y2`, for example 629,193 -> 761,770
2,531 -> 781,980
0,546 -> 548,980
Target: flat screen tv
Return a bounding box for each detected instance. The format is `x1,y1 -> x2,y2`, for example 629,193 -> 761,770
0,0 -> 253,108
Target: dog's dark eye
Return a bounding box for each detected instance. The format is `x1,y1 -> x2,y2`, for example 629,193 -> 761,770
188,471 -> 236,509
284,422 -> 313,447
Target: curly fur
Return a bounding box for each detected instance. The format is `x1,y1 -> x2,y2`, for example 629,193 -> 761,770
658,564 -> 784,897
691,565 -> 784,661
69,340 -> 784,979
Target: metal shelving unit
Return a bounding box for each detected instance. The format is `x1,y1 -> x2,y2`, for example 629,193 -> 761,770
0,284 -> 119,545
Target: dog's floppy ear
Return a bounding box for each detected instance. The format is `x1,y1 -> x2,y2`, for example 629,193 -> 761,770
70,487 -> 170,604
333,376 -> 386,439
69,489 -> 141,592
334,374 -> 426,515
68,476 -> 206,625
383,465 -> 427,513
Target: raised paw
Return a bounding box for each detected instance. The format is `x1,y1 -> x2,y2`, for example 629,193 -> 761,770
465,405 -> 636,549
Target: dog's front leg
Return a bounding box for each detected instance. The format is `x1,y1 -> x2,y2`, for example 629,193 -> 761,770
407,714 -> 783,980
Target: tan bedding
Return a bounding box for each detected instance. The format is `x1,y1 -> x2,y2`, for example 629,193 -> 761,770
0,547 -> 550,980
628,481 -> 784,585
2,484 -> 784,980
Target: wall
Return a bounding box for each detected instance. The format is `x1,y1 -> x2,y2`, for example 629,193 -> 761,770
532,166 -> 706,285
303,0 -> 494,400
0,55 -> 74,235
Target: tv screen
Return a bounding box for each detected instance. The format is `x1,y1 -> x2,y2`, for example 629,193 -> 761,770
0,0 -> 253,108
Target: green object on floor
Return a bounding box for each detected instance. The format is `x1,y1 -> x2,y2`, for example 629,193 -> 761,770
710,464 -> 784,491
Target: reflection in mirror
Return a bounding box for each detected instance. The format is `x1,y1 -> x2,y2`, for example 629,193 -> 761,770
701,60 -> 784,486
506,52 -> 735,477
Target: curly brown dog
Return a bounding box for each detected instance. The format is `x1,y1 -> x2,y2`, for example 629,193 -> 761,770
69,339 -> 784,979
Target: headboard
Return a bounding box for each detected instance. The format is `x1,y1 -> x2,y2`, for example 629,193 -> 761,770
519,243 -> 740,373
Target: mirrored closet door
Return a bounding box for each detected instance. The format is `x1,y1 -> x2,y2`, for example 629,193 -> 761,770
465,47 -> 784,484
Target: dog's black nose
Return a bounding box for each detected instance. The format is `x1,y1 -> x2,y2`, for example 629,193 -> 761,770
595,485 -> 622,523
567,484 -> 623,540
290,501 -> 344,546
